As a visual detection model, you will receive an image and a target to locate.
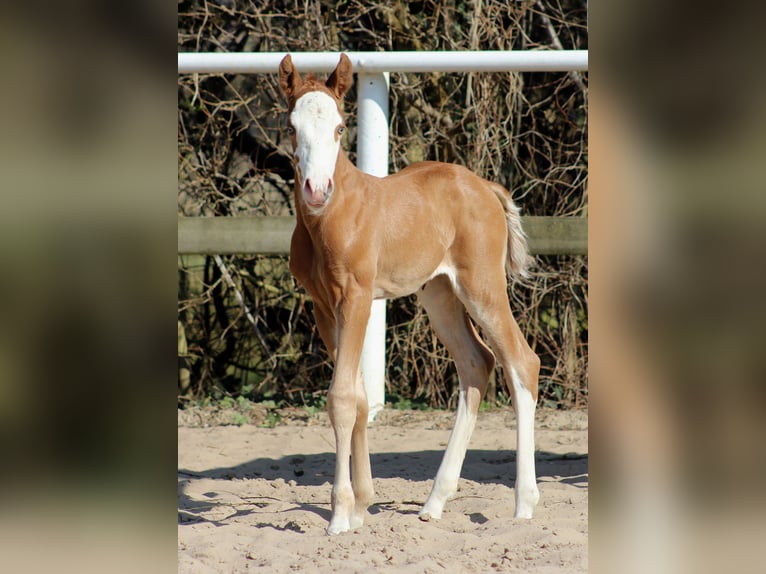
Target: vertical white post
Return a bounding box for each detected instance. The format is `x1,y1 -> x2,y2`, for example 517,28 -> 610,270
356,72 -> 389,422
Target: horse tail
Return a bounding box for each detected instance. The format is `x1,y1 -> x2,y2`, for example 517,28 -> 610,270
491,184 -> 533,280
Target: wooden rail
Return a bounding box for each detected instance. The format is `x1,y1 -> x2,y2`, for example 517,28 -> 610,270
178,216 -> 587,256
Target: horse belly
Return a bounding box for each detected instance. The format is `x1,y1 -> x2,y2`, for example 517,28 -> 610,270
372,279 -> 422,299
373,254 -> 449,299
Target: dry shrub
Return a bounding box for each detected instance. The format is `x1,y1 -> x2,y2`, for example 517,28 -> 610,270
178,0 -> 588,409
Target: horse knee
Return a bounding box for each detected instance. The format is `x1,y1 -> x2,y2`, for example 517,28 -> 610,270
513,349 -> 540,401
328,388 -> 357,426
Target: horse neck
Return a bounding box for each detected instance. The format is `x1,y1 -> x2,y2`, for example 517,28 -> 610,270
333,148 -> 368,193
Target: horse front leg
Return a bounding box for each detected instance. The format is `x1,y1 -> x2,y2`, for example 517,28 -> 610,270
326,286 -> 373,535
350,368 -> 374,523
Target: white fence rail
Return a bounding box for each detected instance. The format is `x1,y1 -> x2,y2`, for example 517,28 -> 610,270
178,50 -> 588,74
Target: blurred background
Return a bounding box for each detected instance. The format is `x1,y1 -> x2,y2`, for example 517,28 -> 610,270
590,1 -> 766,573
0,2 -> 177,573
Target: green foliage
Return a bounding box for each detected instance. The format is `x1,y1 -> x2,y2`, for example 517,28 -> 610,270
232,412 -> 249,426
261,409 -> 282,428
301,394 -> 327,418
390,394 -> 432,411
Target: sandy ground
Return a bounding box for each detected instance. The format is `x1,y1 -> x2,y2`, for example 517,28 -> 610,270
178,407 -> 588,573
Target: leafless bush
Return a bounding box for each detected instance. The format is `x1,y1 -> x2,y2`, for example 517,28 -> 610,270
178,0 -> 588,408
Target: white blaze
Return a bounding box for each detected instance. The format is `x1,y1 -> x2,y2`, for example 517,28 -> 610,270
290,91 -> 343,211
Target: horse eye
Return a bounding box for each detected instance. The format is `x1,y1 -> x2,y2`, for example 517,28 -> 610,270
337,126 -> 345,134
287,126 -> 295,135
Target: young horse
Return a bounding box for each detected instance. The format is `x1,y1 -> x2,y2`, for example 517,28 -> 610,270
278,53 -> 540,535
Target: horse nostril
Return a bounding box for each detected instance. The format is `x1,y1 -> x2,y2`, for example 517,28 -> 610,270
327,178 -> 333,190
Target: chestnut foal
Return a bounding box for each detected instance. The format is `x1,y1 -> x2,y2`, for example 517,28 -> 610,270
278,54 -> 540,535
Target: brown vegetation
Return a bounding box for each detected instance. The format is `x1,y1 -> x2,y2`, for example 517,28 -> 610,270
177,0 -> 588,409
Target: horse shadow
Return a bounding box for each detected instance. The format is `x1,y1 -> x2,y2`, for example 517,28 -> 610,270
178,447 -> 587,527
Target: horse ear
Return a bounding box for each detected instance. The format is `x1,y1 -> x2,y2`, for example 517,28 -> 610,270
278,54 -> 302,101
326,53 -> 353,99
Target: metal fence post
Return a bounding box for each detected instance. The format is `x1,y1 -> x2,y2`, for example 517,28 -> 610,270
356,71 -> 389,422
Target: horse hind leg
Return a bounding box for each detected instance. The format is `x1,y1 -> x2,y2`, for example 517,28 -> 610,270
457,272 -> 541,519
507,357 -> 540,518
417,275 -> 495,521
